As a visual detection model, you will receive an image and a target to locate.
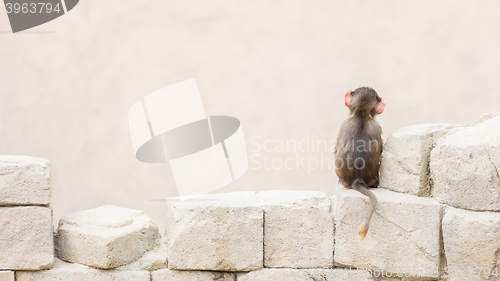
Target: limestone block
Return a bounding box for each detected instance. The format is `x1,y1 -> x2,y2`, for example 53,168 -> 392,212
152,269 -> 235,281
166,192 -> 263,271
442,207 -> 500,281
431,117 -> 500,211
0,156 -> 51,206
0,271 -> 14,281
117,237 -> 168,271
55,205 -> 159,269
16,259 -> 150,281
258,190 -> 333,268
237,269 -> 311,281
0,206 -> 54,270
237,268 -> 374,281
333,185 -> 442,278
380,123 -> 464,196
479,113 -> 500,122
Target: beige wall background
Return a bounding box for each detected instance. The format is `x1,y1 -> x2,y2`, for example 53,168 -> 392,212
1,0 -> 499,231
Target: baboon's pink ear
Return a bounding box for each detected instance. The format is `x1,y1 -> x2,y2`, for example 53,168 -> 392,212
345,92 -> 352,106
376,100 -> 386,114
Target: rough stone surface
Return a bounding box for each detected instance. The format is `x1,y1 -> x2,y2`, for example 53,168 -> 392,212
0,155 -> 51,206
380,123 -> 464,196
304,269 -> 376,280
431,116 -> 500,211
442,207 -> 500,281
117,237 -> 168,271
237,269 -> 311,281
16,259 -> 150,281
258,190 -> 333,268
0,206 -> 54,270
166,192 -> 263,271
237,268 -> 374,281
479,113 -> 500,122
0,271 -> 14,281
152,269 -> 235,281
333,184 -> 442,277
55,205 -> 160,269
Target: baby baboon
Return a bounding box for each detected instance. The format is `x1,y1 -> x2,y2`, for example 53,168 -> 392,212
334,87 -> 385,240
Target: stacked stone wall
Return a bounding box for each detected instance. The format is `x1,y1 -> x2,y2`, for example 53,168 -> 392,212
1,115 -> 499,281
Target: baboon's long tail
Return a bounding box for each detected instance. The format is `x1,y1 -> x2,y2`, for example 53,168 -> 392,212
351,178 -> 377,241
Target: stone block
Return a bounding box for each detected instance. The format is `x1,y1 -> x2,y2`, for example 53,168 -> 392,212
0,271 -> 14,281
237,268 -> 374,281
442,207 -> 500,281
0,156 -> 51,206
117,237 -> 168,271
55,205 -> 159,269
333,185 -> 442,278
152,269 -> 235,281
166,192 -> 263,271
258,190 -> 333,268
237,269 -> 310,281
431,117 -> 500,211
479,113 -> 500,122
16,259 -> 150,281
0,206 -> 54,270
380,123 -> 464,196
